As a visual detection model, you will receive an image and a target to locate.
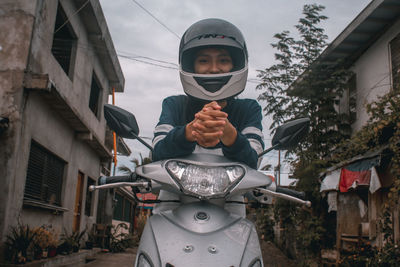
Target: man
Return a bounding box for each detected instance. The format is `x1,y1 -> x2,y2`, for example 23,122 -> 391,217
152,18 -> 264,169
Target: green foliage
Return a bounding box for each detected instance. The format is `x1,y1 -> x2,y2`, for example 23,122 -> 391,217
109,223 -> 134,253
257,4 -> 353,160
257,1 -> 400,263
339,242 -> 377,267
340,242 -> 400,266
254,205 -> 275,241
118,153 -> 152,174
296,214 -> 326,255
256,3 -> 353,261
58,228 -> 86,254
330,90 -> 400,166
332,90 -> 400,263
4,223 -> 36,263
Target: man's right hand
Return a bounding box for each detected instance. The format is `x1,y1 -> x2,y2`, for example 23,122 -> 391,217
185,101 -> 228,147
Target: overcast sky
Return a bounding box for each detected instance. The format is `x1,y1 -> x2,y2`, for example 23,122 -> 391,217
99,0 -> 371,182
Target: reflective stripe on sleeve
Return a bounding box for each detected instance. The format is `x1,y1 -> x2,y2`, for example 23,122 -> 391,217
154,124 -> 174,134
248,138 -> 264,155
241,126 -> 263,138
152,134 -> 166,147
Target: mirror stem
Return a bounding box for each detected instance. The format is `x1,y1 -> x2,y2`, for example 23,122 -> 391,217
131,131 -> 154,152
258,143 -> 280,158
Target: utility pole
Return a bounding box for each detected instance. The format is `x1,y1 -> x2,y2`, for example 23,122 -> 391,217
274,150 -> 281,186
278,150 -> 281,186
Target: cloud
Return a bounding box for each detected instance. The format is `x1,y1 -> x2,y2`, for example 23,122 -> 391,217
100,0 -> 371,180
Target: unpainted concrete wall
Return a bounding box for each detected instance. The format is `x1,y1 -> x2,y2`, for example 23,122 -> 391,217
0,0 -> 37,241
0,0 -> 118,244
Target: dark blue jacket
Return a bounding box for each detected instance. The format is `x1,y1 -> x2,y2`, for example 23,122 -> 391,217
152,95 -> 264,169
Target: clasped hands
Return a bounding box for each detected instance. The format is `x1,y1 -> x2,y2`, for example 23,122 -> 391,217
185,101 -> 237,147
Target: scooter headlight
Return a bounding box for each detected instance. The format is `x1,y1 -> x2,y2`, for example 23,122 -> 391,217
166,161 -> 245,198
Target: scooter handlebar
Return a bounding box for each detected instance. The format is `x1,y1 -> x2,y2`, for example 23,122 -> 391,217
276,186 -> 305,200
98,173 -> 137,185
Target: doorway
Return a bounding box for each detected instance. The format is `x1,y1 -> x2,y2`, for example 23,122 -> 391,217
73,171 -> 84,232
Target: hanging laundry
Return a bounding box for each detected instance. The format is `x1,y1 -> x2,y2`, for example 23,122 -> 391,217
339,156 -> 380,192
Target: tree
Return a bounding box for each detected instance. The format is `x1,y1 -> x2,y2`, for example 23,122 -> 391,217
257,4 -> 353,161
256,4 -> 354,261
118,153 -> 152,174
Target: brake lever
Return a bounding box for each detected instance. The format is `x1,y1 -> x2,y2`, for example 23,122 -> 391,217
89,181 -> 150,192
255,187 -> 311,207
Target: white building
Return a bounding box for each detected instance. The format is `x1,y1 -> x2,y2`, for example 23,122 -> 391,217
316,0 -> 400,255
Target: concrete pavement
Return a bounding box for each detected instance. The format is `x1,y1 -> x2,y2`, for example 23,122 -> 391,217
82,242 -> 295,267
83,247 -> 137,267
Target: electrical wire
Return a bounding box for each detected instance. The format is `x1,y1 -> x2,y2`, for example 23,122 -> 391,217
131,0 -> 180,39
118,54 -> 179,70
52,37 -> 179,70
54,0 -> 90,34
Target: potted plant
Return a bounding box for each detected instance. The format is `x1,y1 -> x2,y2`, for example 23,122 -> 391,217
32,227 -> 52,259
109,223 -> 134,253
72,228 -> 86,252
58,228 -> 74,255
4,223 -> 36,264
85,228 -> 95,249
58,228 -> 86,254
47,230 -> 59,258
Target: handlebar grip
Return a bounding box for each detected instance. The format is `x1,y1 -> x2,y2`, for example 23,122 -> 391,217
276,186 -> 305,200
98,173 -> 137,185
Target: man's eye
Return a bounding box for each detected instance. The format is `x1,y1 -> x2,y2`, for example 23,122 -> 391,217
197,58 -> 209,63
220,58 -> 232,64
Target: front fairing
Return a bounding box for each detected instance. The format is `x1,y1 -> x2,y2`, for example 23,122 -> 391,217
135,153 -> 273,199
135,201 -> 263,267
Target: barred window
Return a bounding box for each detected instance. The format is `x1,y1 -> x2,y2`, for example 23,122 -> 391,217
24,141 -> 65,206
113,193 -> 124,221
89,72 -> 103,118
124,200 -> 132,222
51,3 -> 77,78
113,192 -> 134,223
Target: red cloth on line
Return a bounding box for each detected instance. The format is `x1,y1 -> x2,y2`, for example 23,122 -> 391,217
339,168 -> 371,192
136,193 -> 157,208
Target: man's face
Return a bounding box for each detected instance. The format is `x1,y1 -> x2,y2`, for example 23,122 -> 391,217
194,47 -> 233,74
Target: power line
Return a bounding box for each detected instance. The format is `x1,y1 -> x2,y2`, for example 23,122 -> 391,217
118,54 -> 178,70
54,0 -> 90,34
54,38 -> 179,70
131,0 -> 181,39
117,50 -> 178,67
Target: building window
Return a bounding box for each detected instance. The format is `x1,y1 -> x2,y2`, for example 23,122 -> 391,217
113,192 -> 133,223
348,74 -> 357,124
89,73 -> 103,118
51,3 -> 77,78
85,177 -> 95,216
390,34 -> 400,92
24,141 -> 65,206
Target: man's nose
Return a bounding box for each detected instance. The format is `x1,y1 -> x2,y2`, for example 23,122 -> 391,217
209,60 -> 220,73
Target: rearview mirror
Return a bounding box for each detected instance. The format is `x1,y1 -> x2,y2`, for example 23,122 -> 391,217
104,104 -> 139,139
272,118 -> 309,150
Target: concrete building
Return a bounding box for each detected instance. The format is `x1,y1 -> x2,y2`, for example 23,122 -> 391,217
316,0 -> 400,258
0,0 -> 127,253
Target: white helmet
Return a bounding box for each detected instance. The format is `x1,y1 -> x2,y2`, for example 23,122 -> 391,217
179,18 -> 248,101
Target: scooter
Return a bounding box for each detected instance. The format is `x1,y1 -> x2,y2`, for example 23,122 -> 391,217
90,104 -> 311,267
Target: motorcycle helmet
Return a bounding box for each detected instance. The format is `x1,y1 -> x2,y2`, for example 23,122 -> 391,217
179,18 -> 248,101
